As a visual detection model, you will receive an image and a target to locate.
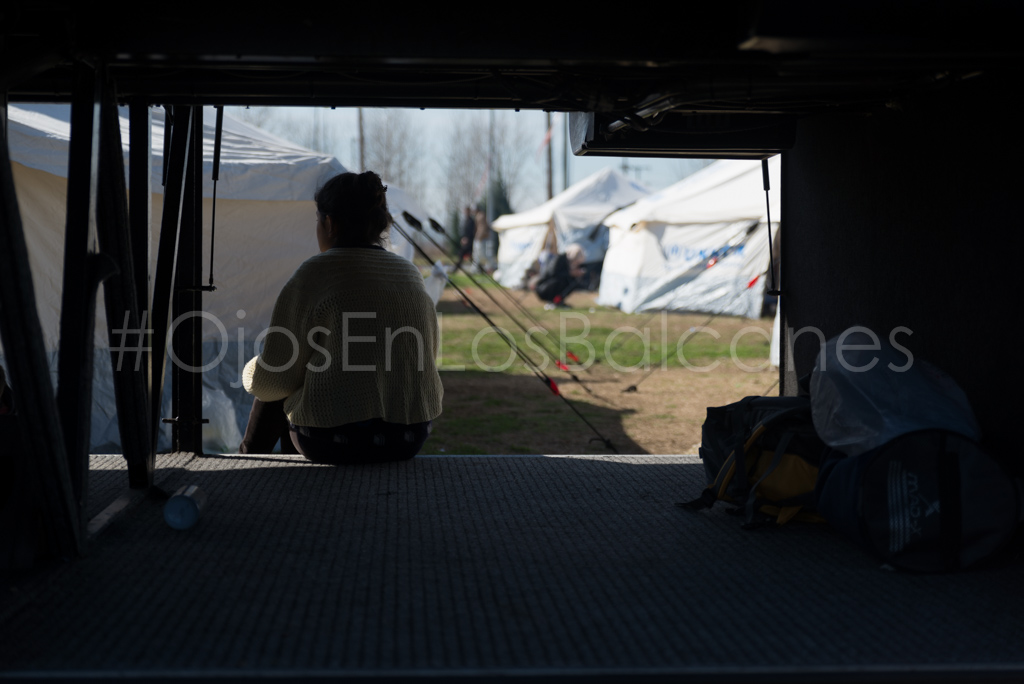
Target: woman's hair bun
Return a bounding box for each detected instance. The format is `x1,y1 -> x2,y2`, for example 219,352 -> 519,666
358,171 -> 388,209
314,171 -> 392,247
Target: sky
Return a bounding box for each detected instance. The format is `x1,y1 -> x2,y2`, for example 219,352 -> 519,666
226,106 -> 711,221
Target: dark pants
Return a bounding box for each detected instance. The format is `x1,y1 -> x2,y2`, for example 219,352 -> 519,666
458,239 -> 473,263
239,397 -> 430,465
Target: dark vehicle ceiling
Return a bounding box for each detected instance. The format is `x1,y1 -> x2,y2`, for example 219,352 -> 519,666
3,3 -> 1023,156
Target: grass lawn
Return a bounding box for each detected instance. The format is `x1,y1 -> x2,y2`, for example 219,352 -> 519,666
425,284 -> 777,455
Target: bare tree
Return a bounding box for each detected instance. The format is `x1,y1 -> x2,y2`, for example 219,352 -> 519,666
294,108 -> 337,155
441,110 -> 541,227
491,110 -> 539,210
442,111 -> 489,223
363,109 -> 425,201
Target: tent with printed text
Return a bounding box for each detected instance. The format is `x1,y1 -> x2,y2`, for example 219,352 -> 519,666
3,104 -> 433,453
598,157 -> 780,319
491,167 -> 650,288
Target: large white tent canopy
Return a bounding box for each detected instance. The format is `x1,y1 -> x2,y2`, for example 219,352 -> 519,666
4,104 -> 428,452
491,167 -> 649,287
599,157 -> 780,319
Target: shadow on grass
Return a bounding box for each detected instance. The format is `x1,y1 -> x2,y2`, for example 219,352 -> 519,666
435,298 -> 481,315
434,293 -> 534,316
429,369 -> 645,455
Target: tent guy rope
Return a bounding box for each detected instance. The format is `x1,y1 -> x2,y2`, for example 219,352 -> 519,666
405,213 -> 599,395
427,217 -> 586,366
390,221 -> 619,454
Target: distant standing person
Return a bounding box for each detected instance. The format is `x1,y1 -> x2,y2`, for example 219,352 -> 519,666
473,206 -> 492,273
457,205 -> 475,265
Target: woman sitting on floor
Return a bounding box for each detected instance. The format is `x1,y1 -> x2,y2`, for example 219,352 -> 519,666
240,171 -> 443,464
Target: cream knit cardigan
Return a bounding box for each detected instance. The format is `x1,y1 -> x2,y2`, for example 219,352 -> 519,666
243,248 -> 443,427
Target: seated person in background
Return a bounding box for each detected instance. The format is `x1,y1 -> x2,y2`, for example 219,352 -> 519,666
534,243 -> 586,307
240,171 -> 444,464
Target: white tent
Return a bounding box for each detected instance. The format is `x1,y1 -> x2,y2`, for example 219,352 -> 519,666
3,104 -> 429,453
598,157 -> 781,319
491,167 -> 649,288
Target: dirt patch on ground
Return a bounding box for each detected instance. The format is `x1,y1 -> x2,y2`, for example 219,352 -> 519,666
427,287 -> 778,455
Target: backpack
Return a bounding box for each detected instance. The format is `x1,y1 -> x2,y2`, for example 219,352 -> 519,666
815,429 -> 1024,572
679,396 -> 834,527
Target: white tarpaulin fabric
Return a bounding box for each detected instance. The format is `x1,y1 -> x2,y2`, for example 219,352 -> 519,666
10,104 -> 342,202
598,158 -> 780,320
4,104 -> 434,453
493,225 -> 549,289
491,167 -> 649,287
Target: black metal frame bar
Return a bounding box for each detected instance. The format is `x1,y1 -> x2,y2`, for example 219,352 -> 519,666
170,107 -> 204,455
129,98 -> 153,468
55,62 -> 118,535
0,94 -> 80,561
96,73 -> 154,488
150,106 -> 193,450
128,97 -> 152,381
